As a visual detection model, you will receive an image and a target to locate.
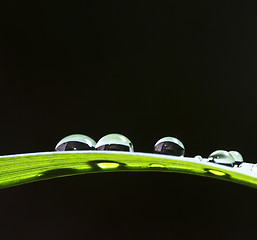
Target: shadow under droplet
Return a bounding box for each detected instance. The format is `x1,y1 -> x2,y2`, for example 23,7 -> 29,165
37,168 -> 80,180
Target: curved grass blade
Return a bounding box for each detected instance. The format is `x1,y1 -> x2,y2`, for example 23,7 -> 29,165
0,151 -> 256,189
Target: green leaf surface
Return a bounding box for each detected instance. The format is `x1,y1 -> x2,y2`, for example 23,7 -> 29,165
0,151 -> 256,189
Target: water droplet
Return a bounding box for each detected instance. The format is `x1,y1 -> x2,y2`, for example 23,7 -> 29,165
229,151 -> 243,164
96,133 -> 134,152
208,150 -> 235,167
252,164 -> 257,172
55,134 -> 96,151
154,137 -> 185,156
194,155 -> 202,160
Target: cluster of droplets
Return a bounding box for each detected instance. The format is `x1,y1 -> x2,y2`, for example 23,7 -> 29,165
55,134 -> 134,152
194,150 -> 243,167
207,150 -> 243,167
55,134 -> 243,167
55,134 -> 185,156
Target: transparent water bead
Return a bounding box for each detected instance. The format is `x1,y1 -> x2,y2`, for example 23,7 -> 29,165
194,155 -> 202,160
96,133 -> 134,152
55,134 -> 96,151
154,137 -> 185,156
208,150 -> 235,167
229,151 -> 243,164
252,164 -> 257,172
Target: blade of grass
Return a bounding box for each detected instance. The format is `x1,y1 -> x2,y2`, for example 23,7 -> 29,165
0,151 -> 256,189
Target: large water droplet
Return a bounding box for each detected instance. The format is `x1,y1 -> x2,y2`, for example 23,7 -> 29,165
96,133 -> 134,152
208,150 -> 235,167
154,137 -> 185,156
55,134 -> 96,151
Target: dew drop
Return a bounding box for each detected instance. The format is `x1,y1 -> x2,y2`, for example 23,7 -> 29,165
154,137 -> 185,156
208,150 -> 235,167
229,151 -> 243,164
55,134 -> 96,151
96,133 -> 134,152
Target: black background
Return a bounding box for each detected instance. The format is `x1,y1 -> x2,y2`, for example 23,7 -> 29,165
1,0 -> 257,239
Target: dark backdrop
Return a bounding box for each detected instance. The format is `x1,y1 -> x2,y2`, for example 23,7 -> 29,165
0,0 -> 257,239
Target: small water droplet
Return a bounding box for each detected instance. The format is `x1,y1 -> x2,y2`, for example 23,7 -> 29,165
252,164 -> 257,172
229,151 -> 243,164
